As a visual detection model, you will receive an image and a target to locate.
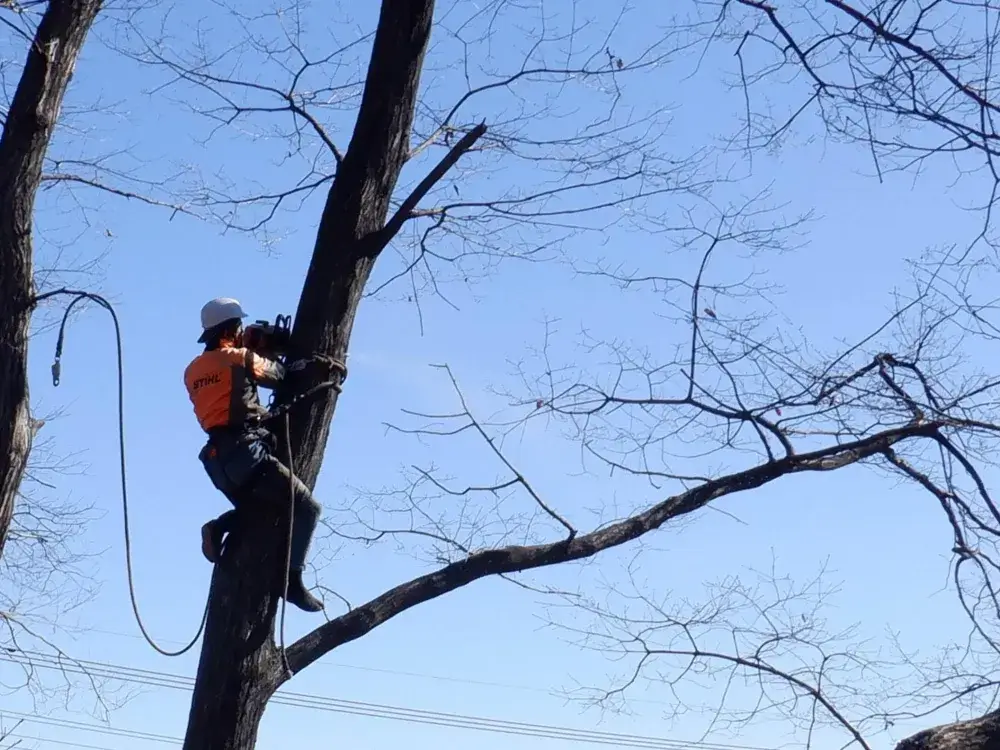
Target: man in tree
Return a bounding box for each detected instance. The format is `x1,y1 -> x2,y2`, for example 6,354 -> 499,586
183,297 -> 329,613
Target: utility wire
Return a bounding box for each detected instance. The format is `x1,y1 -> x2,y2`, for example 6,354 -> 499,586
7,734 -> 165,750
55,623 -> 557,696
0,651 -> 777,750
8,737 -> 166,750
1,710 -> 177,743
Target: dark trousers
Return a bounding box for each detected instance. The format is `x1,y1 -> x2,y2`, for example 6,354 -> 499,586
201,434 -> 321,571
236,454 -> 321,571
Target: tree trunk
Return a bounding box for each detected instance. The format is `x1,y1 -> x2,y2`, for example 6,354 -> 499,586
182,1 -> 435,747
287,0 -> 436,487
182,509 -> 285,750
896,711 -> 1000,750
0,0 -> 103,560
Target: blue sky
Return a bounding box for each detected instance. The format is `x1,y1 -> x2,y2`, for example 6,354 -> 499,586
2,1 -> 997,748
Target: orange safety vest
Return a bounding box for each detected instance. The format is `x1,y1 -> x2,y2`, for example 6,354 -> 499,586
183,344 -> 284,432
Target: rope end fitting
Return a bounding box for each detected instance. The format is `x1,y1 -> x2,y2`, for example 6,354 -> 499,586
51,358 -> 61,387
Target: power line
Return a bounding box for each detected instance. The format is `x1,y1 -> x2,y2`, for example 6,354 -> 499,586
75,624 -> 554,695
0,710 -> 176,744
1,651 -> 777,750
30,622 -> 689,714
7,733 -> 170,750
3,706 -> 178,748
7,652 -> 679,748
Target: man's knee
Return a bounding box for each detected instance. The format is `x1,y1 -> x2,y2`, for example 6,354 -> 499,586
253,455 -> 320,514
252,455 -> 294,496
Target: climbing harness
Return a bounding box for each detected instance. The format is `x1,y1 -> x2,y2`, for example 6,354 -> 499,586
37,288 -> 347,665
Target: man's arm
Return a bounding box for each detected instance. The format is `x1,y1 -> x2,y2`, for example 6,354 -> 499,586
247,351 -> 286,389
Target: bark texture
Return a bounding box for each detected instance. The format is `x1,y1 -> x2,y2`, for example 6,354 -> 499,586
0,0 -> 103,562
896,712 -> 1000,750
182,1 -> 436,746
287,0 -> 437,488
182,510 -> 285,750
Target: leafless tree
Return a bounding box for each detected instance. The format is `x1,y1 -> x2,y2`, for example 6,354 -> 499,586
545,561 -> 892,749
1,0 -> 101,572
1,0 -> 996,748
0,0 -> 106,706
0,0 -> 171,562
66,3 -> 1000,749
670,3 -> 1000,745
366,225 -> 1000,749
688,0 -> 1000,253
0,0 -> 176,729
1,0 -> 200,566
0,410 -> 122,711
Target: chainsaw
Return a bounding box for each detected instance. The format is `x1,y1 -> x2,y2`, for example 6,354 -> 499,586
242,314 -> 293,358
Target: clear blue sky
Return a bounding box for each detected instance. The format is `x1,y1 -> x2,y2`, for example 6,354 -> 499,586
2,1 -> 992,749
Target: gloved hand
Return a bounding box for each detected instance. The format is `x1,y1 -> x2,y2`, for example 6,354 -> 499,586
287,354 -> 346,378
311,354 -> 340,371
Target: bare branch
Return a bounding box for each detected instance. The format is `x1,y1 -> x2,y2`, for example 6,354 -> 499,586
376,121 -> 487,247
288,417 -> 940,673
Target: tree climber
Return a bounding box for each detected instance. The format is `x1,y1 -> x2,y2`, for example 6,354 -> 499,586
183,297 -> 334,613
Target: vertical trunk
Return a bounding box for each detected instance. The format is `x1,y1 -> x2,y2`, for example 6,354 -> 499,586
182,509 -> 285,750
182,2 -> 436,746
0,313 -> 30,557
288,0 -> 436,487
0,0 -> 103,558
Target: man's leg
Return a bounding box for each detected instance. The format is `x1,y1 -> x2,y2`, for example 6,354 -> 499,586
249,455 -> 324,612
197,436 -> 255,563
289,492 -> 321,571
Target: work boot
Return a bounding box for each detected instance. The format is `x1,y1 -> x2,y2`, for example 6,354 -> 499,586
200,520 -> 224,563
283,569 -> 324,613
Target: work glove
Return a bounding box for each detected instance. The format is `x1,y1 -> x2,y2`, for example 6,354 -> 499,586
288,354 -> 346,379
312,354 -> 343,373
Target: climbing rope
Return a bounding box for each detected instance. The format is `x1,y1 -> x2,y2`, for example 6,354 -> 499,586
255,367 -> 345,678
45,290 -> 209,657
40,288 -> 347,666
281,413 -> 295,678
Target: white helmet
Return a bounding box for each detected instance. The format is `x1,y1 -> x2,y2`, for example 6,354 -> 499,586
198,297 -> 247,342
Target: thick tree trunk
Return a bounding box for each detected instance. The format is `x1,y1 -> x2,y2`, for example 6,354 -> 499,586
182,510 -> 285,750
896,711 -> 1000,750
0,0 -> 103,560
182,1 -> 436,747
287,0 -> 436,487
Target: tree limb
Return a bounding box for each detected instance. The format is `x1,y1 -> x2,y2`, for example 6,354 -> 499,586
374,121 -> 487,249
286,420 -> 939,673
